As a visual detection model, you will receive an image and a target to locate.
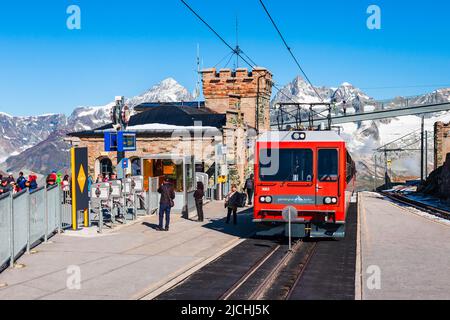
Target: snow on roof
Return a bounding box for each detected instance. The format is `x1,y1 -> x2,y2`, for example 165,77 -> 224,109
99,123 -> 220,133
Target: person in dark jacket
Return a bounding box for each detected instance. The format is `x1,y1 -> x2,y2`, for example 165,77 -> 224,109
17,172 -> 27,190
6,173 -> 15,184
194,181 -> 205,222
157,177 -> 175,231
27,173 -> 38,191
244,174 -> 254,206
0,179 -> 11,194
225,184 -> 239,225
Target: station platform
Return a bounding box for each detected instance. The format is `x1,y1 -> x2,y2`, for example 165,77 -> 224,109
358,192 -> 450,300
0,201 -> 255,300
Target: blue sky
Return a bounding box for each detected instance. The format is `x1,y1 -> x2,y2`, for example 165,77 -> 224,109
0,0 -> 449,116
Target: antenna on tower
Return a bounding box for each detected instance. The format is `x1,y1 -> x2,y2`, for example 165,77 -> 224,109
195,43 -> 201,108
235,15 -> 240,69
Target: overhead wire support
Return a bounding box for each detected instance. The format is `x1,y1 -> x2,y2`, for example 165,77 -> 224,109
258,0 -> 323,102
180,0 -> 299,106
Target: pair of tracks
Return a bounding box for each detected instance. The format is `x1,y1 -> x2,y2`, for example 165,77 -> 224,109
381,191 -> 450,220
219,240 -> 317,300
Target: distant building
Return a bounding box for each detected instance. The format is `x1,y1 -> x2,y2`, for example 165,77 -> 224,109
68,67 -> 273,190
434,121 -> 450,169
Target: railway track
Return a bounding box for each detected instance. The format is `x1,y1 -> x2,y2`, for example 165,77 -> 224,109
220,239 -> 318,300
380,191 -> 450,220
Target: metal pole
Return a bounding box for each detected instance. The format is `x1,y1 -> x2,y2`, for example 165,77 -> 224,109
420,115 -> 424,182
44,187 -> 48,243
373,154 -> 377,191
26,192 -> 30,254
425,130 -> 428,179
384,150 -> 388,188
9,193 -> 14,268
288,207 -> 292,252
57,187 -> 62,234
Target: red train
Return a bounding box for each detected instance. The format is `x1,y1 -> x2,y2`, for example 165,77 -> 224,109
253,130 -> 356,238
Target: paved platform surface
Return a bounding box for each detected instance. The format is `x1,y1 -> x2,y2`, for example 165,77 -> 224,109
0,201 -> 255,300
359,192 -> 450,300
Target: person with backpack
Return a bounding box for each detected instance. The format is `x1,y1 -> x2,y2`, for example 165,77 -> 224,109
27,173 -> 38,191
16,172 -> 27,190
244,173 -> 255,206
193,181 -> 205,222
157,176 -> 175,231
224,184 -> 240,225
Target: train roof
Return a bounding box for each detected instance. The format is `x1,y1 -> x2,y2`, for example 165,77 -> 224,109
257,130 -> 345,142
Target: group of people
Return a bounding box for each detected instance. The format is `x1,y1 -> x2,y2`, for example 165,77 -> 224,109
0,172 -> 38,195
0,170 -> 75,196
156,173 -> 255,231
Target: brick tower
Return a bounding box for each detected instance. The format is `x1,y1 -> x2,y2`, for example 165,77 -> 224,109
434,121 -> 450,169
201,67 -> 273,131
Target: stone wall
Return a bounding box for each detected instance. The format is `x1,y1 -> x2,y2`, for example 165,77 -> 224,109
434,121 -> 450,169
201,67 -> 273,131
439,153 -> 450,200
77,135 -> 218,178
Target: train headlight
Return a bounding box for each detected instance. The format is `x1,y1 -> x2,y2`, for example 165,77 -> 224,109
292,132 -> 306,140
259,196 -> 273,203
331,197 -> 338,204
324,197 -> 332,204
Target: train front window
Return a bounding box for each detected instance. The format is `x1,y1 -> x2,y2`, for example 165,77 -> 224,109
318,149 -> 338,182
259,148 -> 313,182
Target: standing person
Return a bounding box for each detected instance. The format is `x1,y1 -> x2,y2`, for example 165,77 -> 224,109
224,184 -> 239,225
193,181 -> 205,222
6,173 -> 15,184
17,172 -> 27,190
157,177 -> 175,231
27,173 -> 38,191
61,175 -> 70,203
87,175 -> 93,193
96,174 -> 103,183
46,171 -> 57,187
244,174 -> 255,206
0,179 -> 11,194
56,172 -> 62,185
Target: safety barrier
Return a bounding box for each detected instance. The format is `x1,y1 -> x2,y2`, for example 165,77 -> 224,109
0,185 -> 67,271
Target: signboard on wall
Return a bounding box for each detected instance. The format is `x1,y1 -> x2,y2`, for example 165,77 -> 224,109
104,131 -> 136,152
71,147 -> 89,230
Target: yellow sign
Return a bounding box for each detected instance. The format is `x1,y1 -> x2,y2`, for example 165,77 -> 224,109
218,175 -> 227,183
77,164 -> 86,193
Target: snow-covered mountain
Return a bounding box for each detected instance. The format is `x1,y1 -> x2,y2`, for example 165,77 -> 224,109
0,113 -> 67,163
126,78 -> 194,108
0,78 -> 193,174
272,76 -> 450,189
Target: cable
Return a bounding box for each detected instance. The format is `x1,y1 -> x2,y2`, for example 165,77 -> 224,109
180,0 -> 299,105
258,0 -> 323,102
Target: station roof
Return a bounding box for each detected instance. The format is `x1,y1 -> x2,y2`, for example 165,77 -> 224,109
69,104 -> 226,137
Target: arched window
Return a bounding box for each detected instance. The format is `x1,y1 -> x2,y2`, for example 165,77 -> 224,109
131,158 -> 141,176
100,158 -> 113,177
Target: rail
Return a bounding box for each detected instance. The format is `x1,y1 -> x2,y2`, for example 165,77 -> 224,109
380,191 -> 450,220
0,185 -> 67,272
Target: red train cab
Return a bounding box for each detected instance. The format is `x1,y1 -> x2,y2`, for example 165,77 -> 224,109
253,130 -> 356,238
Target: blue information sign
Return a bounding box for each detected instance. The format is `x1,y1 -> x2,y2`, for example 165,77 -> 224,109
104,131 -> 136,152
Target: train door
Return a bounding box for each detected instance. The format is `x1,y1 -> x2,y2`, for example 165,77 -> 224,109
315,148 -> 339,205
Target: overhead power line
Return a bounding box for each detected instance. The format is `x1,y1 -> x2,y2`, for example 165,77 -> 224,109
258,0 -> 323,102
180,0 -> 299,105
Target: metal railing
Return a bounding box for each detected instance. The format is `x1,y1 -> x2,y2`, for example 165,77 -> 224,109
0,185 -> 67,272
